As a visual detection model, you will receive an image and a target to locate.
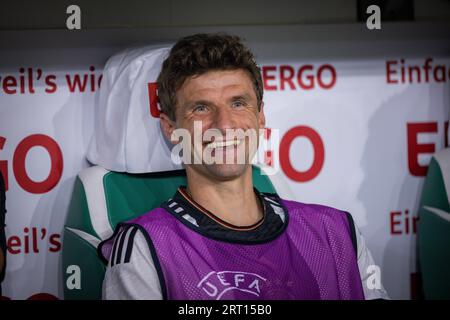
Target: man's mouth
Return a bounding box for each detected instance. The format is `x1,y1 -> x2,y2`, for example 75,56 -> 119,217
204,139 -> 243,150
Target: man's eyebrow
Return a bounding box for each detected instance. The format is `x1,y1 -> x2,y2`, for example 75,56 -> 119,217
183,94 -> 253,109
229,93 -> 252,101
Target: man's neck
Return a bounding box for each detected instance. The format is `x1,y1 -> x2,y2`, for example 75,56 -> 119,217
185,166 -> 263,227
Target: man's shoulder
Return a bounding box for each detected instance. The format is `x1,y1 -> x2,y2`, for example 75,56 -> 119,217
257,191 -> 351,221
279,198 -> 349,216
280,198 -> 358,253
279,198 -> 355,228
127,204 -> 172,224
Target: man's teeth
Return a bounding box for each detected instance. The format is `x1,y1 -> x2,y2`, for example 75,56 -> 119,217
206,140 -> 242,149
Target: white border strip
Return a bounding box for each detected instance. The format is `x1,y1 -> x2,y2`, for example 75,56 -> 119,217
66,227 -> 102,248
78,166 -> 114,240
423,206 -> 450,223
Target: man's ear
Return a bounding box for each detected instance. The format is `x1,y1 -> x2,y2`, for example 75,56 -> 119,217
159,113 -> 177,144
258,101 -> 266,129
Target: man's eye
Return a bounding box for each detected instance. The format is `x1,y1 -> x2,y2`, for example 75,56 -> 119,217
232,100 -> 246,108
193,105 -> 207,113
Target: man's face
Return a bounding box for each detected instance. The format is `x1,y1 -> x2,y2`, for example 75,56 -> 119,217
161,69 -> 265,181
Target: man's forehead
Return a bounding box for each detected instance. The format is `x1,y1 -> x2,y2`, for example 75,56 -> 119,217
178,69 -> 255,98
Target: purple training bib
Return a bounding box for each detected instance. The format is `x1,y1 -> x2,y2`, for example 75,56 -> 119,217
102,199 -> 365,300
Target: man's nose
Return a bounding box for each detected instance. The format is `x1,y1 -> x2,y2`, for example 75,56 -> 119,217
212,106 -> 236,131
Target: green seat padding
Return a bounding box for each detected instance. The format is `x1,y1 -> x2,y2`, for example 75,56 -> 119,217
418,156 -> 450,299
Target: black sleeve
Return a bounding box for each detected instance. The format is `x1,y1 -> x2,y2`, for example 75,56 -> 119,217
0,173 -> 6,284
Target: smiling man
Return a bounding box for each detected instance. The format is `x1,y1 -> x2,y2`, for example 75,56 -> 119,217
100,33 -> 388,300
162,65 -> 264,227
